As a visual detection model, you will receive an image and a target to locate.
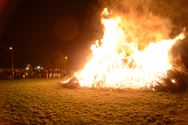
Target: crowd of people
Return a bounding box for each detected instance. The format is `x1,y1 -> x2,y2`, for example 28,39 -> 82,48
0,68 -> 68,80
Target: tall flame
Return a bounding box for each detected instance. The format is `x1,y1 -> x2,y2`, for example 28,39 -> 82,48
74,8 -> 185,89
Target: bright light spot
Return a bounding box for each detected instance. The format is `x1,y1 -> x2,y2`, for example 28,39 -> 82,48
37,66 -> 40,69
171,79 -> 176,84
65,56 -> 68,60
35,66 -> 44,70
9,47 -> 13,50
26,67 -> 29,70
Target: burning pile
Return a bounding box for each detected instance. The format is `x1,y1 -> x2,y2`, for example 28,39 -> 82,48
71,8 -> 185,89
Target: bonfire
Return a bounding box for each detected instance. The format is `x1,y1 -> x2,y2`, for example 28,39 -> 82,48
62,8 -> 185,90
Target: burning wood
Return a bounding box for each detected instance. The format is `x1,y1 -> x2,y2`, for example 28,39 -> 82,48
60,77 -> 80,89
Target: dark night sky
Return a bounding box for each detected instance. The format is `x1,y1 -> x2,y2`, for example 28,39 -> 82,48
0,0 -> 98,69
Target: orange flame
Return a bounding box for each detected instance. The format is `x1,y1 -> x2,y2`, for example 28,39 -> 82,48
74,8 -> 185,89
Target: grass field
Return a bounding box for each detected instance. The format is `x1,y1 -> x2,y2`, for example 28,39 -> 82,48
0,79 -> 188,125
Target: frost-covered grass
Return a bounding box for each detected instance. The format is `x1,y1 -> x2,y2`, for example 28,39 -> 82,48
0,79 -> 187,124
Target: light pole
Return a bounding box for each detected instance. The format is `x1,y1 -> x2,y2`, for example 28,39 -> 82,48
9,47 -> 14,79
64,56 -> 69,75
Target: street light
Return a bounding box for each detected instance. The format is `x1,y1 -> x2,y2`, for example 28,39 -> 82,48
64,56 -> 68,60
9,47 -> 14,79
